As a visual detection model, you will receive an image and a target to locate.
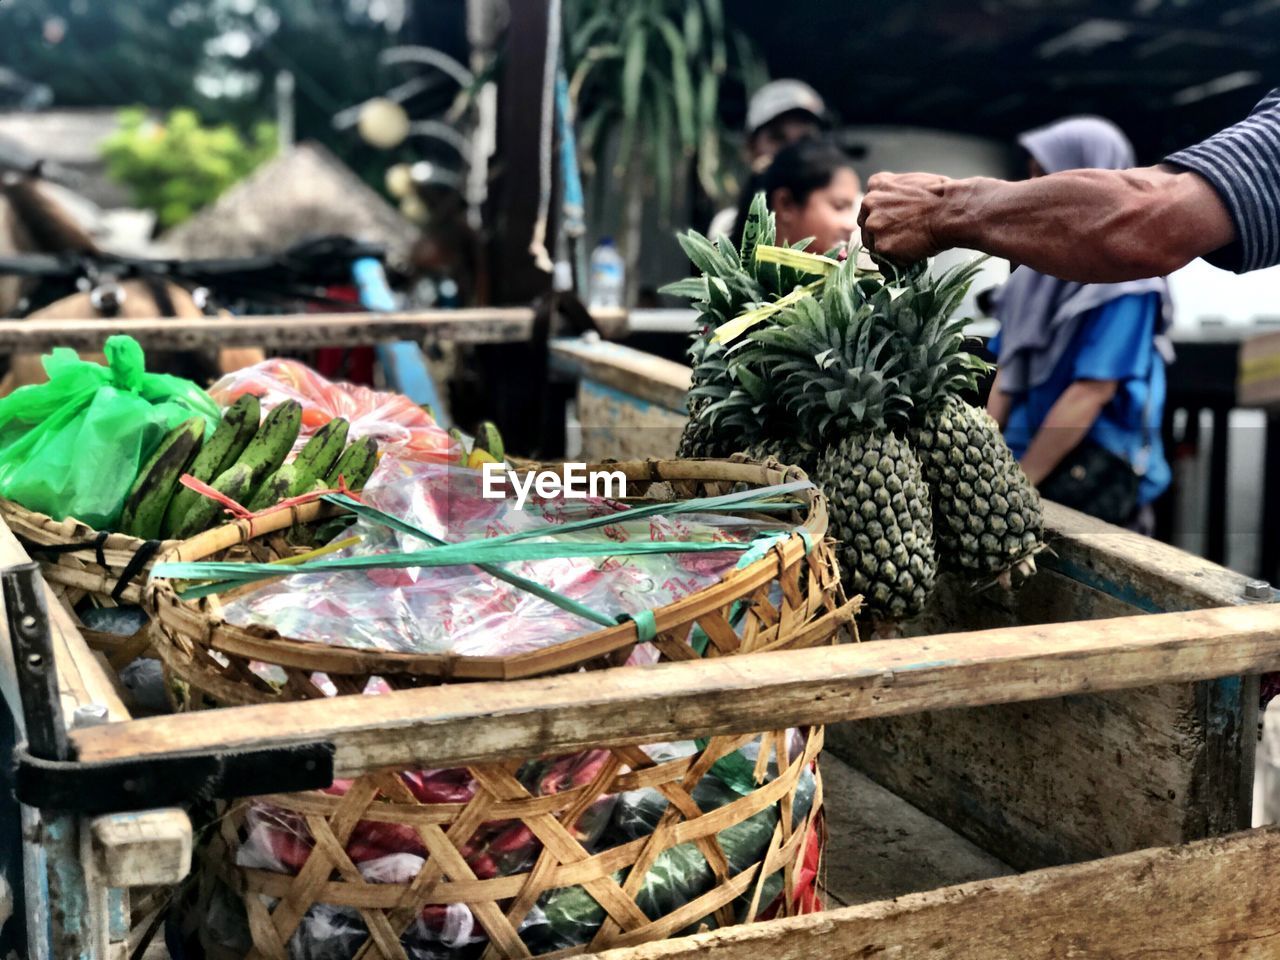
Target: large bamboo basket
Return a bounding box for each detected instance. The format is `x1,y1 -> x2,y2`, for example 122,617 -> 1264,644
194,724 -> 827,960
145,458 -> 856,706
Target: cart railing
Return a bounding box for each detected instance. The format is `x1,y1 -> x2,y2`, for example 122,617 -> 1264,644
65,603 -> 1280,782
0,308 -> 539,353
0,520 -> 191,960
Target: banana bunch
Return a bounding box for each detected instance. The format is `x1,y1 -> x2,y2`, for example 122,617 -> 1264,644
117,395 -> 379,540
449,421 -> 506,469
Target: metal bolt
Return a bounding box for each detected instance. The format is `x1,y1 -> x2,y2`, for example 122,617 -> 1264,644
71,704 -> 109,729
1244,580 -> 1274,601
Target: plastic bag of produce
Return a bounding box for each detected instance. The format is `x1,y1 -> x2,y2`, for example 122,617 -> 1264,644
221,461 -> 777,661
0,336 -> 218,529
209,358 -> 456,463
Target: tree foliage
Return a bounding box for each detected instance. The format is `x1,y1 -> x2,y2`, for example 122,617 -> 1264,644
0,0 -> 402,157
100,108 -> 277,228
564,0 -> 767,215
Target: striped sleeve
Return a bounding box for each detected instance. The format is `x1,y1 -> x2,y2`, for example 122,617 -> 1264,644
1165,88 -> 1280,274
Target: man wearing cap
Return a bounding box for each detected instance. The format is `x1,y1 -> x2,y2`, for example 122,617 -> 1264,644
707,79 -> 828,243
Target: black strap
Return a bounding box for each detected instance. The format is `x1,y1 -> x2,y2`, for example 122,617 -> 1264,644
27,532 -> 161,602
29,530 -> 110,568
110,539 -> 162,603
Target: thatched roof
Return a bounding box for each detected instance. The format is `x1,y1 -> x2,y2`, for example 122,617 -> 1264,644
159,142 -> 417,267
0,109 -> 133,208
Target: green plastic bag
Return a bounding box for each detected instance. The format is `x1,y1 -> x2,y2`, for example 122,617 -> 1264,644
0,336 -> 219,530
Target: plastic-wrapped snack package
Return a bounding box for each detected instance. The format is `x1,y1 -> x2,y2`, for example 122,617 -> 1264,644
208,358 -> 457,463
233,748 -> 623,955
223,462 -> 779,661
526,744 -> 817,952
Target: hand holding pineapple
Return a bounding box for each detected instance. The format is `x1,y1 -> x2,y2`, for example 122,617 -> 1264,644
666,194 -> 1045,624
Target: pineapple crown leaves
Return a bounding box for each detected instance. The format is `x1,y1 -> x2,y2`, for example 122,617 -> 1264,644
738,192 -> 772,269
660,229 -> 764,321
747,279 -> 914,440
667,193 -> 845,350
853,255 -> 994,414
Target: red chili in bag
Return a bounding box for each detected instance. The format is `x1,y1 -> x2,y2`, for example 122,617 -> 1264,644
488,823 -> 536,855
402,769 -> 477,805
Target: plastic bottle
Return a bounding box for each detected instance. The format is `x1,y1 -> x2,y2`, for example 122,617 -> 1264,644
588,237 -> 625,309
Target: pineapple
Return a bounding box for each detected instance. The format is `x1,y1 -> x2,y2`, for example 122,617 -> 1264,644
678,338 -> 736,459
877,261 -> 1045,583
911,397 -> 1044,582
665,194 -> 813,463
751,287 -> 937,622
670,247 -> 759,459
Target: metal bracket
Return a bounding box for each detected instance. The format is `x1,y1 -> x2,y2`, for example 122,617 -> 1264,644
4,560 -> 337,816
13,741 -> 336,815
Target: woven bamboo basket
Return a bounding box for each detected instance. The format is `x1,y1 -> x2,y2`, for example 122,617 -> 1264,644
0,496 -> 170,605
194,724 -> 827,960
145,458 -> 857,706
0,496 -> 171,666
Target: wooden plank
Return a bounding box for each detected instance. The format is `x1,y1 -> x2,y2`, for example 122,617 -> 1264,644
0,518 -> 193,913
0,309 -> 534,353
89,810 -> 191,888
0,516 -> 128,724
576,381 -> 687,461
1040,500 -> 1257,611
829,569 -> 1195,869
71,605 -> 1280,778
818,755 -> 1012,907
909,566 -> 1136,637
832,507 -> 1264,871
830,683 -> 1209,869
585,827 -> 1280,960
552,339 -> 692,459
551,339 -> 693,412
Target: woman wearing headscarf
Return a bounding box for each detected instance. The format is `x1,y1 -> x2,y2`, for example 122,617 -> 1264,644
987,117 -> 1172,533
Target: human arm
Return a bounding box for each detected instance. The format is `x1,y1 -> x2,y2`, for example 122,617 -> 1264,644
860,88 -> 1280,279
985,368 -> 1011,429
1018,379 -> 1119,485
857,166 -> 1235,283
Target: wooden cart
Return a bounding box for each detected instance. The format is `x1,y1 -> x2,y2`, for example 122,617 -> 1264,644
3,485 -> 1279,957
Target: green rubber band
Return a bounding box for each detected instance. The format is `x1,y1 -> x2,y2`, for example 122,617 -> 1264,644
796,526 -> 816,555
165,484 -> 815,632
619,609 -> 658,643
322,480 -> 815,551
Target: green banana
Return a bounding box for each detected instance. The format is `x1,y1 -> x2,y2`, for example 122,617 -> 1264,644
237,400 -> 303,504
246,463 -> 301,512
324,437 -> 379,491
118,418 -> 206,540
244,416 -> 349,514
291,418 -> 349,490
160,394 -> 261,538
169,462 -> 256,540
474,421 -> 505,461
